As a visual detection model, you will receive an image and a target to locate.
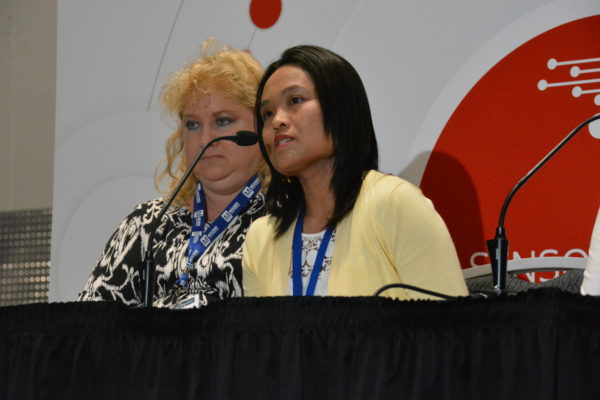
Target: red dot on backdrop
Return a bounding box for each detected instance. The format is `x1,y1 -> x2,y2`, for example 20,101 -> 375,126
420,15 -> 600,282
249,0 -> 282,29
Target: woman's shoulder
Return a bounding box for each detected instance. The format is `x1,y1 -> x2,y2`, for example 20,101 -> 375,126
247,212 -> 277,234
128,198 -> 182,215
132,198 -> 163,214
362,170 -> 423,201
242,215 -> 276,258
120,198 -> 189,226
244,191 -> 267,218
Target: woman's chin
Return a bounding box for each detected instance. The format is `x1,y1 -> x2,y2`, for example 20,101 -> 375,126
195,173 -> 227,186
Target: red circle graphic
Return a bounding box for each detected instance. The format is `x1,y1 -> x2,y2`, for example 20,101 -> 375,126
420,15 -> 600,281
249,0 -> 282,29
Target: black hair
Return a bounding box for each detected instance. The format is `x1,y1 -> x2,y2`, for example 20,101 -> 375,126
255,45 -> 378,237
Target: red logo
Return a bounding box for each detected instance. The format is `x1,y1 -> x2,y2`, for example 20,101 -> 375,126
420,15 -> 600,282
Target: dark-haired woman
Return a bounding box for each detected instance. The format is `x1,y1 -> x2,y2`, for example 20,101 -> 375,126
242,45 -> 467,300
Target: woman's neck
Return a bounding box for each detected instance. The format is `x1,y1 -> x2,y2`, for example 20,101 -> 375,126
187,187 -> 238,222
298,162 -> 335,234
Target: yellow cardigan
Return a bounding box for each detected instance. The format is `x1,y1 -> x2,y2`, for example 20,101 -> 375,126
242,170 -> 468,300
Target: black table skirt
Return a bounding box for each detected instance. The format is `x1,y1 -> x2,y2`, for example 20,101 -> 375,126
1,288 -> 600,399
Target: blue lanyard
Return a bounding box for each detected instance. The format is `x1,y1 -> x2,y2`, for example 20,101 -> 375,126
177,175 -> 261,288
292,209 -> 334,296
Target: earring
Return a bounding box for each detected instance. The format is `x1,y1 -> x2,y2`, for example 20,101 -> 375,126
285,176 -> 292,183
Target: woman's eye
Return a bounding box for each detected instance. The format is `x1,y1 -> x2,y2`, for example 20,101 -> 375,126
290,96 -> 303,105
262,110 -> 273,120
216,117 -> 233,127
185,121 -> 200,130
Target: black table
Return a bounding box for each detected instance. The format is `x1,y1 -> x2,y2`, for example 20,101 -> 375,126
1,288 -> 599,399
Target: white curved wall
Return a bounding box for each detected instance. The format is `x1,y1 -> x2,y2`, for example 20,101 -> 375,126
52,0 -> 600,301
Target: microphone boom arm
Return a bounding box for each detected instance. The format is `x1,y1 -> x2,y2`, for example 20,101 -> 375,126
142,131 -> 258,307
487,114 -> 600,292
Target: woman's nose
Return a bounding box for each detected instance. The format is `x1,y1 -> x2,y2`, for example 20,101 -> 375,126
271,109 -> 289,130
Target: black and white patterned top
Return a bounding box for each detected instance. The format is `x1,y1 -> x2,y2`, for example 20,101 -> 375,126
77,193 -> 266,307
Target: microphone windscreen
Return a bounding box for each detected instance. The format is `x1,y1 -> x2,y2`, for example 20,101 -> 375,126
234,131 -> 259,146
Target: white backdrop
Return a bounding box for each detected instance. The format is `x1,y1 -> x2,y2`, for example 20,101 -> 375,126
51,0 -> 599,301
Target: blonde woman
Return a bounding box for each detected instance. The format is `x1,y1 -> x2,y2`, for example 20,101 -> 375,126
79,39 -> 265,307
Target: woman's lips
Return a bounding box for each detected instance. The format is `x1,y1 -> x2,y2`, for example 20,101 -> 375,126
200,154 -> 222,161
274,134 -> 293,148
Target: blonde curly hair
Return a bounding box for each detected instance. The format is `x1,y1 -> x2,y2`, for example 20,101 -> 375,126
156,38 -> 264,206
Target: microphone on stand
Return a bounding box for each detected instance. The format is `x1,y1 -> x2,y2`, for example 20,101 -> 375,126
142,130 -> 258,307
487,114 -> 600,294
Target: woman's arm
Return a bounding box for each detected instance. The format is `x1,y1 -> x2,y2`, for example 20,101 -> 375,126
381,181 -> 468,299
77,203 -> 148,305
